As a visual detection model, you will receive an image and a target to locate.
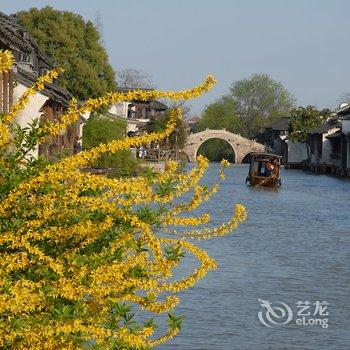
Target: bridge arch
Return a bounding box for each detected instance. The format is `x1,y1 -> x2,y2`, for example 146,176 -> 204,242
182,129 -> 265,163
194,137 -> 236,162
241,151 -> 255,164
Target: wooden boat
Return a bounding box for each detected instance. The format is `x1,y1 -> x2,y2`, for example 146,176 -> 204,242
245,153 -> 282,187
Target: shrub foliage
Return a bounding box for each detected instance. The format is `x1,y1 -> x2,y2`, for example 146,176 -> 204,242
0,50 -> 247,349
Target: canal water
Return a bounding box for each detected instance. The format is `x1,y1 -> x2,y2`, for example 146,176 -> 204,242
158,164 -> 350,350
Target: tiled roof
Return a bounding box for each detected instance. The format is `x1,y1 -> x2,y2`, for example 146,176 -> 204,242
0,12 -> 71,107
14,67 -> 72,107
308,120 -> 341,134
0,11 -> 52,67
335,103 -> 350,117
326,131 -> 342,139
149,100 -> 167,110
264,117 -> 291,131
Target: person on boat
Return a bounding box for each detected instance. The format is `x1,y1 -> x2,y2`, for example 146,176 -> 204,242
265,161 -> 275,176
266,158 -> 280,178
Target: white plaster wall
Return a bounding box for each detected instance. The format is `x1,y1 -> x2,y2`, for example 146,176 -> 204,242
13,84 -> 48,159
109,102 -> 128,118
287,141 -> 308,163
126,121 -> 138,134
78,111 -> 91,146
77,121 -> 85,146
321,138 -> 332,164
108,104 -> 117,115
108,102 -> 138,134
320,127 -> 340,164
81,111 -> 91,121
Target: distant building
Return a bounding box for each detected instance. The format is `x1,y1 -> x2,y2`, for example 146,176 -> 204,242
258,107 -> 350,177
0,11 -> 81,160
260,117 -> 290,163
259,117 -> 308,166
185,116 -> 200,134
306,104 -> 350,177
335,104 -> 350,176
308,118 -> 342,174
108,88 -> 167,136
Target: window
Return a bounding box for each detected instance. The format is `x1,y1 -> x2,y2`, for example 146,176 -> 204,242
19,53 -> 30,63
258,162 -> 268,177
127,105 -> 135,118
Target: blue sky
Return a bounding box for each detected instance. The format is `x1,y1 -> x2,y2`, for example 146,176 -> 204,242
2,0 -> 350,114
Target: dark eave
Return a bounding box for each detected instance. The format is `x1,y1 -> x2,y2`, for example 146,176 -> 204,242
326,131 -> 342,139
308,120 -> 341,134
14,67 -> 72,107
264,117 -> 292,131
149,100 -> 167,111
251,152 -> 282,159
336,103 -> 350,117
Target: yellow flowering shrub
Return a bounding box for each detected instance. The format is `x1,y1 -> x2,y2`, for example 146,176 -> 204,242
0,50 -> 13,73
0,50 -> 247,349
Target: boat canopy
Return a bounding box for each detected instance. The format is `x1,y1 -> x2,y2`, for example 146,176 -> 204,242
250,153 -> 282,162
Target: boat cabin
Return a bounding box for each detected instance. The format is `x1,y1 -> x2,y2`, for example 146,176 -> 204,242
246,153 -> 282,187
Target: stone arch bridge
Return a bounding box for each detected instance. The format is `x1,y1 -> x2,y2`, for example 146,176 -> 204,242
182,129 -> 265,163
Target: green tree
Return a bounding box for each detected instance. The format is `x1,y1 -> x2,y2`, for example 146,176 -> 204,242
231,73 -> 295,138
83,113 -> 140,176
197,139 -> 235,162
196,96 -> 241,133
147,110 -> 187,151
18,6 -> 116,100
289,106 -> 331,162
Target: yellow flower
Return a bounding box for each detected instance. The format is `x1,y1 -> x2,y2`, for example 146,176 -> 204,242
0,49 -> 14,73
220,158 -> 230,167
0,72 -> 250,349
3,67 -> 64,123
0,122 -> 10,147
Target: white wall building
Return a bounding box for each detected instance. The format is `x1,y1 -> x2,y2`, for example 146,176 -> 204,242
12,83 -> 48,158
285,140 -> 308,165
337,104 -> 350,173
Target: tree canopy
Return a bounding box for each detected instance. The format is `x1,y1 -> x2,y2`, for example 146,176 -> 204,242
196,96 -> 241,133
288,105 -> 331,162
18,6 -> 116,100
146,110 -> 187,151
230,73 -> 295,138
197,139 -> 235,162
289,106 -> 331,143
196,73 -> 295,146
194,74 -> 295,161
83,113 -> 140,176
